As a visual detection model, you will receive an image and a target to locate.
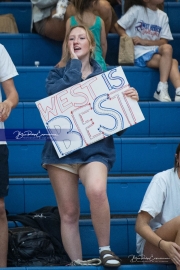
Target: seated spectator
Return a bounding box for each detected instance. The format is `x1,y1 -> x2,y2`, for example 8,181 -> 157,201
31,0 -> 117,41
56,0 -> 107,71
136,143 -> 180,269
114,0 -> 180,102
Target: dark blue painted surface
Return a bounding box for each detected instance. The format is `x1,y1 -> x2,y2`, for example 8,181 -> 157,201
0,3 -> 31,33
121,138 -> 179,174
0,34 -> 23,65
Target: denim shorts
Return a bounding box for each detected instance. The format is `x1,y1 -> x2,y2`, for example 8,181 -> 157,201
0,145 -> 9,197
135,48 -> 159,67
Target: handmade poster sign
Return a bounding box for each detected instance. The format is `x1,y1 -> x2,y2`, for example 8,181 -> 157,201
35,66 -> 145,158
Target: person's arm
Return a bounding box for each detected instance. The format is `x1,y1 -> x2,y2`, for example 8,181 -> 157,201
132,37 -> 168,46
56,18 -> 71,68
114,22 -> 128,37
31,0 -> 58,9
136,211 -> 180,265
0,78 -> 18,122
100,19 -> 107,59
46,59 -> 82,96
136,211 -> 163,248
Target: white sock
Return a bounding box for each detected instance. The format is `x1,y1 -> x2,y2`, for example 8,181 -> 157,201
99,246 -> 119,265
159,81 -> 168,86
176,87 -> 180,95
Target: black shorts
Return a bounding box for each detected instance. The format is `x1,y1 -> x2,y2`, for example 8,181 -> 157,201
0,145 -> 9,197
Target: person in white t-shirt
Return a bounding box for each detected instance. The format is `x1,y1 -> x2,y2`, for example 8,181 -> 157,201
114,0 -> 180,103
136,143 -> 180,269
0,44 -> 18,267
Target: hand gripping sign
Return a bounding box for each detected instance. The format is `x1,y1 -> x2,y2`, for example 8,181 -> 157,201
35,67 -> 145,158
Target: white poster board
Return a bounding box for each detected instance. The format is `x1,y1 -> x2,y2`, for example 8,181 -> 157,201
35,66 -> 145,158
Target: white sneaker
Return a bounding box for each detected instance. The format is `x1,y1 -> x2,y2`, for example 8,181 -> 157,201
153,82 -> 171,102
175,94 -> 180,102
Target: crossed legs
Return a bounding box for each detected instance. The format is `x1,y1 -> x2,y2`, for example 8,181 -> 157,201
147,44 -> 180,89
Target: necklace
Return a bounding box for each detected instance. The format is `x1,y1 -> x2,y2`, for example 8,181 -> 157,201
81,66 -> 92,80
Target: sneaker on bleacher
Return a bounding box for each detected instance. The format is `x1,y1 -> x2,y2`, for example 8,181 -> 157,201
153,82 -> 171,102
175,88 -> 180,102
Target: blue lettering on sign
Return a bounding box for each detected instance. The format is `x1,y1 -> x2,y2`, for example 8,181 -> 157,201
93,94 -> 124,136
46,115 -> 83,156
101,69 -> 125,91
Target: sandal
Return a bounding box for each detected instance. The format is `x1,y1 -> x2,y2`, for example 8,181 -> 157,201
100,250 -> 121,268
69,258 -> 102,266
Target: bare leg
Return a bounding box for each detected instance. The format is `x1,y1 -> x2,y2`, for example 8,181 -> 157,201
35,4 -> 76,41
0,198 -> 8,267
147,44 -> 173,82
47,165 -> 82,261
147,44 -> 180,90
144,216 -> 180,269
169,59 -> 180,89
94,0 -> 115,35
79,162 -> 110,246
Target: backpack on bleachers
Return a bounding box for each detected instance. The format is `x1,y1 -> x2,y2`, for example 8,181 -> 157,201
0,13 -> 18,33
7,206 -> 71,266
8,226 -> 62,266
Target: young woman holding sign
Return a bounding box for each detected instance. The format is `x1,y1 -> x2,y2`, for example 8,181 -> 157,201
42,25 -> 139,267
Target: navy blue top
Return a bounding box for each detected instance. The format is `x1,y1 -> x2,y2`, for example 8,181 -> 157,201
42,59 -> 115,171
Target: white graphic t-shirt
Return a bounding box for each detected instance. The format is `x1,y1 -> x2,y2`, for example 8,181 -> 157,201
117,6 -> 173,59
136,168 -> 180,255
0,44 -> 18,144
